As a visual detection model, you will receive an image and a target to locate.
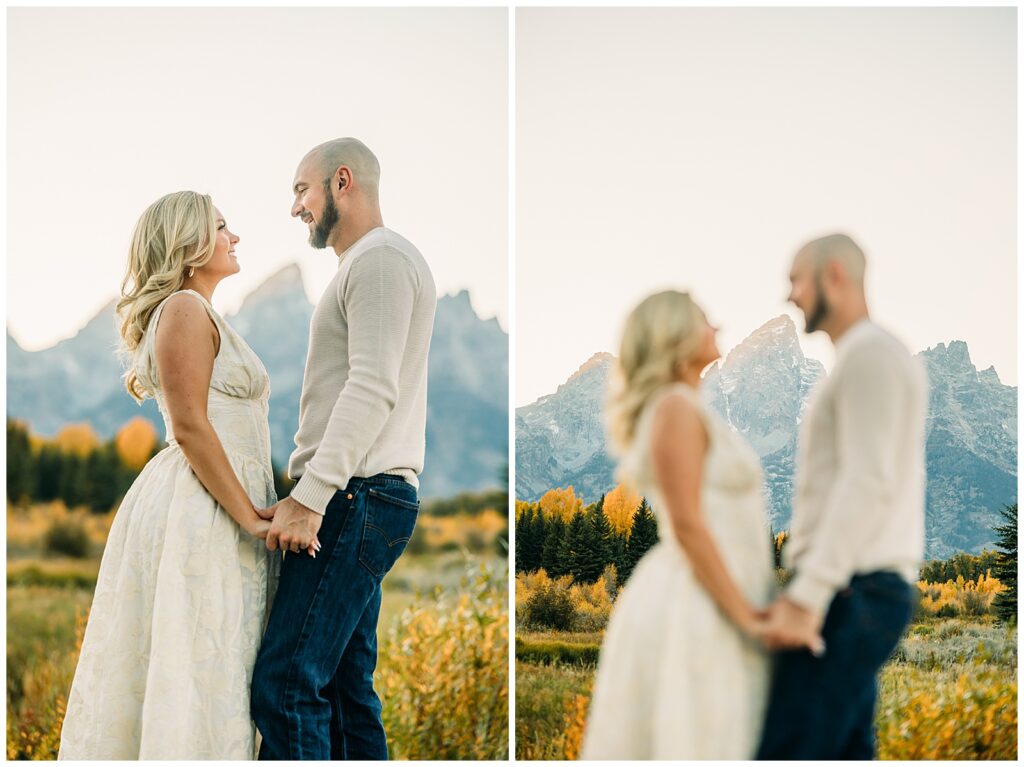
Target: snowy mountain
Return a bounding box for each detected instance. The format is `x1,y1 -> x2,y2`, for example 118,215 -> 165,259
515,318 -> 1017,558
7,266 -> 508,499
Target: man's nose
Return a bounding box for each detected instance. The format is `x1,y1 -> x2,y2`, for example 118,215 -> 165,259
291,201 -> 303,218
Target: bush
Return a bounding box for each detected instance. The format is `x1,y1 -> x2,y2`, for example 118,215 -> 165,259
522,583 -> 576,632
44,519 -> 90,558
876,664 -> 1017,759
376,562 -> 508,760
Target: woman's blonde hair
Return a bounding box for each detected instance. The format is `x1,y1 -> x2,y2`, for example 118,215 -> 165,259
605,290 -> 706,456
117,191 -> 217,401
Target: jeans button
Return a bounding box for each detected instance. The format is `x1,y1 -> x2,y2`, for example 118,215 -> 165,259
347,493 -> 353,500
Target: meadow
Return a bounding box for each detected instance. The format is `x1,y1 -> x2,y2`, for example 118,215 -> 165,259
7,500 -> 509,760
515,569 -> 1018,760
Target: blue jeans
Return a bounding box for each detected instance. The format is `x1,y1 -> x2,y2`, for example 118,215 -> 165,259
756,572 -> 915,760
251,474 -> 419,760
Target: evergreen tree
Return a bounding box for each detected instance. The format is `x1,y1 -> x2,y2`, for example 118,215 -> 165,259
575,506 -> 613,583
609,529 -> 629,581
528,509 -> 547,573
6,421 -> 35,504
561,512 -> 588,581
515,507 -> 534,573
85,442 -> 123,512
621,498 -> 659,584
34,445 -> 64,502
58,453 -> 90,508
992,504 -> 1017,625
542,515 -> 567,576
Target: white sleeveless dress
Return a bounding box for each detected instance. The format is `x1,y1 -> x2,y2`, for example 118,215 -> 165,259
581,383 -> 775,760
59,290 -> 279,759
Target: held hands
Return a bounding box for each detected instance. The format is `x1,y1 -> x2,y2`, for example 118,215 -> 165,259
753,597 -> 826,656
243,504 -> 273,540
262,496 -> 323,558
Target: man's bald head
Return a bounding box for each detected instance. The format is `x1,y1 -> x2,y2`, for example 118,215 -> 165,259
302,137 -> 381,200
796,233 -> 867,288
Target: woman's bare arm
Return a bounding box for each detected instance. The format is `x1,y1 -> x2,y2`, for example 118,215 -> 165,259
650,393 -> 763,637
155,293 -> 268,539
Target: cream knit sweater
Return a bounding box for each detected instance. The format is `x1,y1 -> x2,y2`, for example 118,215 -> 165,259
288,227 -> 436,514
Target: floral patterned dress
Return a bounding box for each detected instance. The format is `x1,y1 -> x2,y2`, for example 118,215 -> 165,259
59,290 -> 279,759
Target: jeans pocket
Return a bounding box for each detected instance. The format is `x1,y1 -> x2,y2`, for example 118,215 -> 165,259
358,486 -> 419,578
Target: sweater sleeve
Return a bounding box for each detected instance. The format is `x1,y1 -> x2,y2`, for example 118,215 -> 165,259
785,344 -> 913,614
289,246 -> 420,513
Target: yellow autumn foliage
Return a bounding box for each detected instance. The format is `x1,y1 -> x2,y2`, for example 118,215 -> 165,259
603,484 -> 642,537
515,568 -> 613,632
876,663 -> 1017,759
515,499 -> 535,520
53,424 -> 100,457
917,574 -> 1004,617
539,487 -> 584,522
375,563 -> 509,759
7,502 -> 115,552
415,509 -> 506,551
114,418 -> 158,471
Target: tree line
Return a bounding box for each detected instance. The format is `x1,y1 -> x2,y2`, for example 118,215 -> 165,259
518,488 -> 1017,626
6,420 -> 157,513
515,493 -> 659,586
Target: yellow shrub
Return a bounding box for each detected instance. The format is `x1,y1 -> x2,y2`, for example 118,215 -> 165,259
916,575 -> 1004,618
7,611 -> 85,759
877,664 -> 1017,759
7,503 -> 115,552
377,563 -> 509,760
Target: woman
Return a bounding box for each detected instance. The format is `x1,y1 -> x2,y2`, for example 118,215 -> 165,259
59,191 -> 311,759
581,290 -> 776,760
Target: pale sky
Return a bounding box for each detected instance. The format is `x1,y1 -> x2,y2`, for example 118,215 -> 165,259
7,7 -> 507,351
517,7 -> 1016,406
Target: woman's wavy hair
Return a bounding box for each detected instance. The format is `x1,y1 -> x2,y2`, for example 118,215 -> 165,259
117,191 -> 216,401
605,290 -> 705,456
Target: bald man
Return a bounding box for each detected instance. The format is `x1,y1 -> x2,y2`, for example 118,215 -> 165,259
755,234 -> 927,760
251,138 -> 436,760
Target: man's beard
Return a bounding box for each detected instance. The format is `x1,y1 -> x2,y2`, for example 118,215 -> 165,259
805,272 -> 829,333
310,185 -> 340,249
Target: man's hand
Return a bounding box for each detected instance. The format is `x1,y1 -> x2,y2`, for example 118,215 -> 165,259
758,597 -> 826,656
264,497 -> 323,557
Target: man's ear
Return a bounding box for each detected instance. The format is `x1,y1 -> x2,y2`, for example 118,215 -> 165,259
824,258 -> 845,287
335,166 -> 353,192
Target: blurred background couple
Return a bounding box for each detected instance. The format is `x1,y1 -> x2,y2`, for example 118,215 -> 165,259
582,233 -> 927,760
58,138 -> 437,759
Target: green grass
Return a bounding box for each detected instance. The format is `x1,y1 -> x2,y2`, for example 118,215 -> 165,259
515,661 -> 594,760
517,630 -> 604,646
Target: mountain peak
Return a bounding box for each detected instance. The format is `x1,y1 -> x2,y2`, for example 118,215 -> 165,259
240,264 -> 306,308
722,314 -> 802,367
565,352 -> 615,386
980,365 -> 1002,386
920,339 -> 975,371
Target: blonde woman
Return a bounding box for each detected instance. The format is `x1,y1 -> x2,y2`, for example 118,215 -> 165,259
59,192 -> 309,759
581,291 -> 778,759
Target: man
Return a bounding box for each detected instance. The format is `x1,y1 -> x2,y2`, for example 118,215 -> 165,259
250,138 -> 436,760
756,234 -> 927,759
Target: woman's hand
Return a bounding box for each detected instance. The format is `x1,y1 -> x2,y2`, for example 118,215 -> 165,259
739,606 -> 770,641
246,517 -> 272,539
